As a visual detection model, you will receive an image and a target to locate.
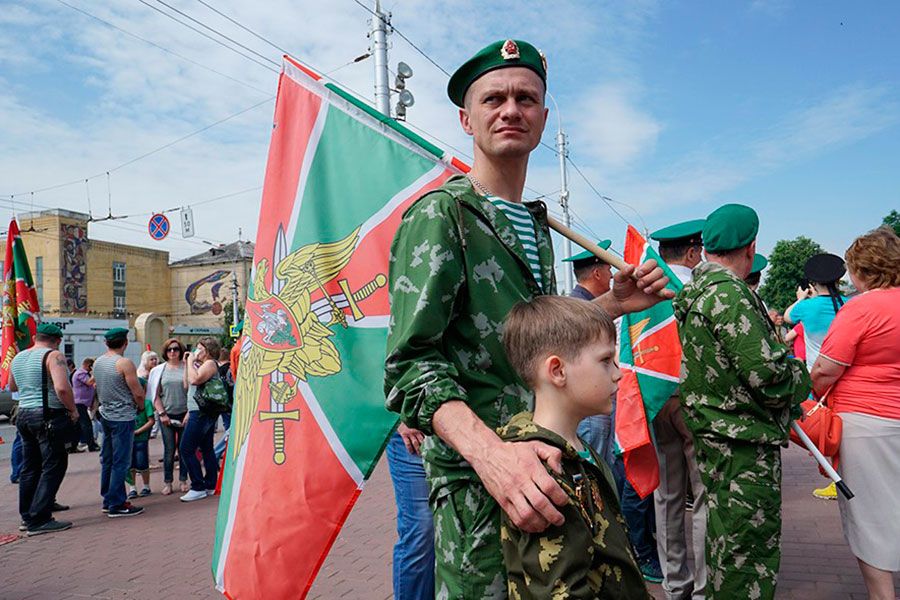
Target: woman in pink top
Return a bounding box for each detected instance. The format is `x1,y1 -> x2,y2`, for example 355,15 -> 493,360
811,226 -> 900,600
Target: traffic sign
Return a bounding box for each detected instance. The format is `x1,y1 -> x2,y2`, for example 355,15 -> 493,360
148,213 -> 170,241
230,323 -> 242,338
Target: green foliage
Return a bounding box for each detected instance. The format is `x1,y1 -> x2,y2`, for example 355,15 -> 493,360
883,210 -> 900,236
218,300 -> 245,349
758,236 -> 824,312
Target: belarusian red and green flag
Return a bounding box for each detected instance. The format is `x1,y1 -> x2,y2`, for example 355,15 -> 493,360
1,219 -> 41,387
213,56 -> 464,599
615,225 -> 684,499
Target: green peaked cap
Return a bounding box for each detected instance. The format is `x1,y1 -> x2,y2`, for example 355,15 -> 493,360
104,327 -> 129,341
562,239 -> 612,263
750,253 -> 768,274
37,322 -> 63,338
702,203 -> 759,253
650,219 -> 705,243
447,39 -> 547,107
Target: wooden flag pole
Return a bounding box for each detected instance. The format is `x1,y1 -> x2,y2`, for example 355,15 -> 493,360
547,216 -> 671,298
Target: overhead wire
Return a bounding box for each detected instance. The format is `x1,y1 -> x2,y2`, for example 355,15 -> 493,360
55,0 -> 271,95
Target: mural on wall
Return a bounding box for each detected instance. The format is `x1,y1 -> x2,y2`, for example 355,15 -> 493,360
61,223 -> 88,313
185,269 -> 231,314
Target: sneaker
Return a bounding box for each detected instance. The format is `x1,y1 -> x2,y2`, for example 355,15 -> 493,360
139,487 -> 152,497
108,503 -> 144,518
813,482 -> 838,500
76,443 -> 89,452
180,489 -> 208,502
19,521 -> 27,532
101,506 -> 109,513
640,558 -> 664,584
127,489 -> 138,499
26,519 -> 73,536
51,502 -> 70,512
206,489 -> 217,495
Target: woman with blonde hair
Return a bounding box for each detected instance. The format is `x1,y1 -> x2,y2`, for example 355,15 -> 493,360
811,226 -> 900,600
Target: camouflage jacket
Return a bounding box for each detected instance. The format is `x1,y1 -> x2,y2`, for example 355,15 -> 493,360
384,175 -> 556,498
673,262 -> 810,444
498,413 -> 650,600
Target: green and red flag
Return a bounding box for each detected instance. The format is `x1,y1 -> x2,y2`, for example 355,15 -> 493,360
1,219 -> 41,387
213,56 -> 465,598
615,225 -> 684,498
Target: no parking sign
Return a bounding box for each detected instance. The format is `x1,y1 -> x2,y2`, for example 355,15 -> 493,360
148,213 -> 170,241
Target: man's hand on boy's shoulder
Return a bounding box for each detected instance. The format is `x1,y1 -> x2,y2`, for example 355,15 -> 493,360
473,439 -> 569,533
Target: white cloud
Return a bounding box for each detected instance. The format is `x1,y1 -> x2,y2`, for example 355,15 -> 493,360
568,83 -> 662,170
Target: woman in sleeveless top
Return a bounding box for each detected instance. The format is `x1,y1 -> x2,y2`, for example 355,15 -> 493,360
153,338 -> 189,495
179,336 -> 221,502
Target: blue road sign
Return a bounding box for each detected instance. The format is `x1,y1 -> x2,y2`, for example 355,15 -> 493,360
149,213 -> 170,241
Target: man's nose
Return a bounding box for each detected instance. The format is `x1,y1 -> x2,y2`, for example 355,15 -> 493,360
499,97 -> 522,120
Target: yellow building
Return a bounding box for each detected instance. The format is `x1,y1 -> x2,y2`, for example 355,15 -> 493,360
13,209 -> 171,319
2,209 -> 254,356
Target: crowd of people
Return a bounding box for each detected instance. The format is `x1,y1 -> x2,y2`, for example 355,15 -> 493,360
7,330 -> 235,534
382,39 -> 899,600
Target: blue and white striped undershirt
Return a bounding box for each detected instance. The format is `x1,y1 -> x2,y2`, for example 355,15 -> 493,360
487,195 -> 544,291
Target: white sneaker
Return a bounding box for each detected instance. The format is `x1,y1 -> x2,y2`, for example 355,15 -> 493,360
180,489 -> 208,502
76,443 -> 89,452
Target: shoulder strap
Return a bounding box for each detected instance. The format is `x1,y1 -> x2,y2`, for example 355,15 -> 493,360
41,350 -> 52,422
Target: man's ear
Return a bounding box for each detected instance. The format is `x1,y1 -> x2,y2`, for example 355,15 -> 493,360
459,108 -> 473,136
748,239 -> 757,261
545,355 -> 566,387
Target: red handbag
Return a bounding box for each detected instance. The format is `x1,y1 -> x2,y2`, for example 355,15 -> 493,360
789,389 -> 843,469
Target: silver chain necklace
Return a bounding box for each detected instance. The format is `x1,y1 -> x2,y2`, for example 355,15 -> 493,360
467,174 -> 495,198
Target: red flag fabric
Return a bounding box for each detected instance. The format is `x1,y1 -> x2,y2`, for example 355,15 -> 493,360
1,219 -> 41,387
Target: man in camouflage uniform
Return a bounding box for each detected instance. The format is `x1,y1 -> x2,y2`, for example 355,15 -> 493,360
385,39 -> 672,598
673,204 -> 810,600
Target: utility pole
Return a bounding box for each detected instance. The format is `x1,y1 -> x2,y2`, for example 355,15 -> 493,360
557,130 -> 574,294
370,0 -> 392,117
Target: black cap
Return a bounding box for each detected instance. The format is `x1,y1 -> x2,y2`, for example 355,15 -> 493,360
804,253 -> 846,284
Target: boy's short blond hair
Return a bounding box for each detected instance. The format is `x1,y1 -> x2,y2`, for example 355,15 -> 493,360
504,295 -> 617,388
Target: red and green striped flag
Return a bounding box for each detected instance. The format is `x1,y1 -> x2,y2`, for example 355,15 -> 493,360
615,225 -> 683,499
1,219 -> 41,387
213,56 -> 465,598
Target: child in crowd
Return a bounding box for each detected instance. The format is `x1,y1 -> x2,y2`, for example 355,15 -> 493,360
128,395 -> 156,498
500,295 -> 651,599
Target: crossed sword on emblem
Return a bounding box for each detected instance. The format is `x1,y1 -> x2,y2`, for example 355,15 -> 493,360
260,227 -> 386,464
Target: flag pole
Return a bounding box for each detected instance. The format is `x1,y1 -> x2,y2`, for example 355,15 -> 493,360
790,422 -> 854,500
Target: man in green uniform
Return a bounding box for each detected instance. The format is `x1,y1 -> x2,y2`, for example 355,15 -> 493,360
673,204 -> 810,600
385,39 -> 672,598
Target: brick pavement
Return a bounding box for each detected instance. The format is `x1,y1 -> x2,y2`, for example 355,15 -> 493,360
1,439 -> 896,599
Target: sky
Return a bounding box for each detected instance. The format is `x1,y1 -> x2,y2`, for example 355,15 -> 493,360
1,0 -> 898,276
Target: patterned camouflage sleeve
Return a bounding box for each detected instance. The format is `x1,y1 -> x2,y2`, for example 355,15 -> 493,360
709,284 -> 811,410
384,192 -> 468,435
501,500 -> 598,600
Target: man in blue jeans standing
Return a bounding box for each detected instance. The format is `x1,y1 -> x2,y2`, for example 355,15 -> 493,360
386,423 -> 434,599
94,327 -> 146,517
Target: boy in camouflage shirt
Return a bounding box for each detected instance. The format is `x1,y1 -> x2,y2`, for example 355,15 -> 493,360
499,296 -> 651,599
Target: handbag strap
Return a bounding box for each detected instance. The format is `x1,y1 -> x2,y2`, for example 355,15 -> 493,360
41,349 -> 52,423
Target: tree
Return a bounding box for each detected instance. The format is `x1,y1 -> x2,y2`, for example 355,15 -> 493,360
883,210 -> 900,236
218,299 -> 245,349
758,236 -> 824,312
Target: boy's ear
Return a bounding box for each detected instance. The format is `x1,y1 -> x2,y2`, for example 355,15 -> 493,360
544,354 -> 566,387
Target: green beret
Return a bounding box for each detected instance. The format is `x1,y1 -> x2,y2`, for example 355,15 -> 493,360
702,204 -> 759,253
37,323 -> 63,338
750,253 -> 768,274
104,327 -> 129,342
650,219 -> 705,245
562,240 -> 612,266
447,39 -> 548,107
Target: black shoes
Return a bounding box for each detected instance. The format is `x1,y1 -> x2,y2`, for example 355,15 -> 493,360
51,502 -> 70,512
108,503 -> 144,518
26,519 -> 73,536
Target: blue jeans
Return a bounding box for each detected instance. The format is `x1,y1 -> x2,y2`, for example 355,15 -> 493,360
131,439 -> 150,471
576,414 -> 615,467
159,412 -> 187,483
10,431 -> 24,482
613,456 -> 659,564
180,410 -> 218,492
385,431 -> 434,600
16,408 -> 70,527
99,416 -> 135,510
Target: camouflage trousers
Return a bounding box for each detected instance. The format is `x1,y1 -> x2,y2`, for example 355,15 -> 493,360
432,482 -> 507,599
692,436 -> 783,600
